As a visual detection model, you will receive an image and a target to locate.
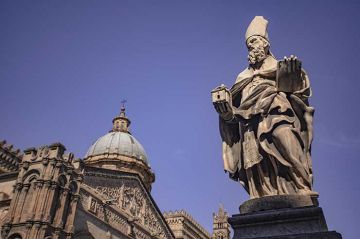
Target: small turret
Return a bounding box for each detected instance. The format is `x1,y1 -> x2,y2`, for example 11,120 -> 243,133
111,101 -> 131,133
212,204 -> 230,239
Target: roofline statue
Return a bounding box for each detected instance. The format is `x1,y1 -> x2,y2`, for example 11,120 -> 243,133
212,16 -> 317,199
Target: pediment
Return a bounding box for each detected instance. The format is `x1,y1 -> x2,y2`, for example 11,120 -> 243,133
81,166 -> 173,239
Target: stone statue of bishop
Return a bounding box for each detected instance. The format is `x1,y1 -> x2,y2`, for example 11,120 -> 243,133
212,16 -> 317,199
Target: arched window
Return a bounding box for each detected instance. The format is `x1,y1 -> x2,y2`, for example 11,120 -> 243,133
22,169 -> 40,184
21,170 -> 40,218
8,233 -> 22,239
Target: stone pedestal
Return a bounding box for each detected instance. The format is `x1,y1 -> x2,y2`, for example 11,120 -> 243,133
228,195 -> 342,239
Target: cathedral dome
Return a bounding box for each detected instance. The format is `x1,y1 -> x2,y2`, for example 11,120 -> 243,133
85,131 -> 148,164
84,104 -> 155,191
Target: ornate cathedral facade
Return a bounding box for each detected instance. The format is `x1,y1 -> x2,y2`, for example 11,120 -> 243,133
0,106 -> 229,239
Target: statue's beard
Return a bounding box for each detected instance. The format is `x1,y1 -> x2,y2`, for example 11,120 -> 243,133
248,46 -> 267,65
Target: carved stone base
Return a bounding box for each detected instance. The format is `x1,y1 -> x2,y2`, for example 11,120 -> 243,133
229,196 -> 342,239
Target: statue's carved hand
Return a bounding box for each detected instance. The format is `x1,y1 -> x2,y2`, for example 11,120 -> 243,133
277,55 -> 302,92
213,101 -> 234,121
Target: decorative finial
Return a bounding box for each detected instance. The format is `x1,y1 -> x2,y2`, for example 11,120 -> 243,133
219,203 -> 225,215
111,100 -> 131,133
121,99 -> 127,110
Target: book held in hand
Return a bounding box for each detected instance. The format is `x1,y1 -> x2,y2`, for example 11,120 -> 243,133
276,60 -> 303,93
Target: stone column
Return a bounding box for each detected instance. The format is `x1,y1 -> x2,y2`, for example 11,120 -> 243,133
42,183 -> 58,223
14,183 -> 30,223
52,229 -> 61,239
64,194 -> 79,234
39,225 -> 48,239
23,222 -> 33,239
54,188 -> 69,228
34,180 -> 53,221
28,182 -> 43,239
7,183 -> 22,223
28,222 -> 42,239
27,180 -> 43,221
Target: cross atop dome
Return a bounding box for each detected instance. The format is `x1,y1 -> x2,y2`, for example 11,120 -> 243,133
119,99 -> 127,117
112,100 -> 131,133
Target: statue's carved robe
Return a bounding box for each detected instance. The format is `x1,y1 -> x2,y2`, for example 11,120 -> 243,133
220,55 -> 315,198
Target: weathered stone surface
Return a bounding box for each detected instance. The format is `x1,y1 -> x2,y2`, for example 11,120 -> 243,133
240,195 -> 318,214
229,197 -> 342,239
80,166 -> 174,239
163,210 -> 211,239
1,107 -> 217,239
1,144 -> 83,239
212,16 -> 316,199
212,204 -> 231,239
233,231 -> 342,239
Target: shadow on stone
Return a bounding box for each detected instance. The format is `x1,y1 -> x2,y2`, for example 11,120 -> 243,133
229,195 -> 342,239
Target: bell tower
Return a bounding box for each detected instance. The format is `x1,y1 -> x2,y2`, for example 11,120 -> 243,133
212,204 -> 230,239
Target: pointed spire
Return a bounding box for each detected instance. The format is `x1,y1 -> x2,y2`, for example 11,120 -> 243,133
212,203 -> 230,239
111,100 -> 131,133
218,203 -> 225,215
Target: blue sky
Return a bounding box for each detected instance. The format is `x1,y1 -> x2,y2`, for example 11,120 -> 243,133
1,1 -> 359,238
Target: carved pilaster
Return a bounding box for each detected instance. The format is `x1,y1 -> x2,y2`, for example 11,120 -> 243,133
28,222 -> 42,239
53,188 -> 70,228
14,183 -> 30,223
64,194 -> 80,233
34,180 -> 52,222
42,183 -> 58,223
7,183 -> 23,223
26,180 -> 42,222
24,222 -> 33,239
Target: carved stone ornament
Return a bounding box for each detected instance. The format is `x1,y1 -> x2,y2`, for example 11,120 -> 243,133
94,184 -> 164,236
88,196 -> 98,214
81,173 -> 168,238
212,16 -> 317,199
37,146 -> 50,159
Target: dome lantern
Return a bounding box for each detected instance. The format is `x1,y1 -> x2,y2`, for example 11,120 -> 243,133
111,102 -> 131,133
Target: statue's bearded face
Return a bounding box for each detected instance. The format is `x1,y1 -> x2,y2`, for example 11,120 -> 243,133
246,36 -> 269,65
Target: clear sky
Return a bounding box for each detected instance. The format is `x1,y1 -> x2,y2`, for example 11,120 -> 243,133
1,1 -> 359,238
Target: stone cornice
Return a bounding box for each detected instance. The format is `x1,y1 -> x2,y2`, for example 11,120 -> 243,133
0,140 -> 22,172
84,153 -> 153,175
163,210 -> 211,238
0,171 -> 18,181
83,160 -> 154,191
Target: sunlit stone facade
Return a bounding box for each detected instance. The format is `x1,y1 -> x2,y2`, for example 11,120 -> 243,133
0,107 -> 229,239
